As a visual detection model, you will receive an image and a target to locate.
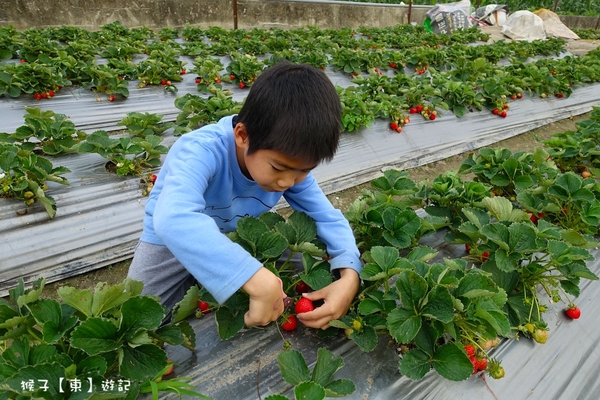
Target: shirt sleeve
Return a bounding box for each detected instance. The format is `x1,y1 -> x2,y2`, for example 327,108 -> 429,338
152,136 -> 262,304
283,173 -> 362,274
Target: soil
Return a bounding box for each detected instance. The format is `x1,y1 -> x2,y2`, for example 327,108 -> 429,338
38,111 -> 594,299
35,32 -> 600,299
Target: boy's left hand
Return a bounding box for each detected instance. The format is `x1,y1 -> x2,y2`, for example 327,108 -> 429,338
295,268 -> 360,330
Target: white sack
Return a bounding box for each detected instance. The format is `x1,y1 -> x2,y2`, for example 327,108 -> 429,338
501,10 -> 547,41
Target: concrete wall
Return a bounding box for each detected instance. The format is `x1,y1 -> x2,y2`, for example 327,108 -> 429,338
0,0 -> 596,32
0,0 -> 430,31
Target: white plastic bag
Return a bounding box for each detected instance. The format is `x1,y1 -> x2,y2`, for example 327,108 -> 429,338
500,10 -> 546,41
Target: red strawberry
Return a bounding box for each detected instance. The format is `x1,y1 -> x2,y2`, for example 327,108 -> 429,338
476,358 -> 488,372
198,300 -> 211,314
500,111 -> 507,118
239,82 -> 246,89
160,79 -> 167,85
565,305 -> 581,319
429,113 -> 436,121
164,359 -> 174,375
295,298 -> 314,314
195,78 -> 201,84
481,251 -> 490,262
492,108 -> 499,115
295,282 -> 310,294
416,104 -> 423,113
390,122 -> 399,131
281,315 -> 298,331
396,126 -> 402,133
464,344 -> 475,356
229,74 -> 235,80
465,243 -> 471,253
109,95 -> 115,102
180,69 -> 186,75
149,174 -> 158,183
517,93 -> 523,99
409,107 -> 417,114
34,93 -> 41,100
215,78 -> 221,84
20,59 -> 26,63
41,92 -> 47,99
503,104 -> 509,110
48,90 -> 55,97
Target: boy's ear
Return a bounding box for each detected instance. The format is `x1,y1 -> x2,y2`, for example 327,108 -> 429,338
233,122 -> 249,147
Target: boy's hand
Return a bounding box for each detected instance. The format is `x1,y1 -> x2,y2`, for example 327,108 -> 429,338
242,267 -> 286,327
296,268 -> 360,330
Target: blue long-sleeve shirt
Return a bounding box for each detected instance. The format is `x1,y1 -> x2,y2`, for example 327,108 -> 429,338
141,115 -> 361,304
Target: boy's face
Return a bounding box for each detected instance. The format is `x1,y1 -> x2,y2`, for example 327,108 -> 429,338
234,124 -> 317,192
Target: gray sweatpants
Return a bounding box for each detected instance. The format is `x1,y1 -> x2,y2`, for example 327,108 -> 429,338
127,241 -> 198,313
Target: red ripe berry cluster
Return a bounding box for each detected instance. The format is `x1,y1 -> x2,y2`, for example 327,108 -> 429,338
389,115 -> 411,133
464,345 -> 488,374
408,104 -> 437,121
492,103 -> 510,118
33,90 -> 55,100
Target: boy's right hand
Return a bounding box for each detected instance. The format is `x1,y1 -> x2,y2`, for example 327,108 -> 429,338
242,267 -> 285,327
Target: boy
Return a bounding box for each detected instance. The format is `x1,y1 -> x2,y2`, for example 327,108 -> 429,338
128,62 -> 361,329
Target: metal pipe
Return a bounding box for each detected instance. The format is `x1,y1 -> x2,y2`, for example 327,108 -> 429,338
233,0 -> 238,30
407,0 -> 412,25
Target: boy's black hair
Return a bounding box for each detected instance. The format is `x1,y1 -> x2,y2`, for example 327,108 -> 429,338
236,61 -> 342,165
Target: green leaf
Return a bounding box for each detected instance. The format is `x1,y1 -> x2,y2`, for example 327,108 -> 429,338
482,197 -> 513,221
4,363 -> 66,398
387,307 -> 421,344
215,306 -> 245,340
294,381 -> 325,400
300,269 -> 333,291
432,342 -> 473,381
475,307 -> 511,336
257,231 -> 288,260
288,211 -> 318,244
57,286 -> 93,318
395,270 -> 427,310
421,286 -> 454,324
508,223 -> 539,253
91,279 -> 142,316
398,348 -> 430,380
312,348 -> 344,387
171,284 -> 200,324
481,223 -> 510,251
70,317 -> 120,355
119,343 -> 167,381
349,325 -> 378,352
119,296 -> 165,340
278,349 -> 310,386
324,379 -> 356,397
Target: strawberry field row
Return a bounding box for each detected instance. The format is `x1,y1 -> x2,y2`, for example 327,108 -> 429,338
2,21 -> 600,219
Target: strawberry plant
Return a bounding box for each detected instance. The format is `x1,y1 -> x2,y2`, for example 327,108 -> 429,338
190,56 -> 228,92
116,112 -> 175,138
136,48 -> 185,87
458,147 -> 557,198
412,171 -> 492,228
0,143 -> 70,218
6,107 -> 87,155
77,130 -> 168,175
542,106 -> 600,175
171,211 -> 336,340
264,348 -> 355,400
225,51 -> 265,87
173,89 -> 243,136
0,278 -> 205,399
517,171 -> 600,235
85,64 -> 130,99
344,169 -> 443,250
0,70 -> 21,98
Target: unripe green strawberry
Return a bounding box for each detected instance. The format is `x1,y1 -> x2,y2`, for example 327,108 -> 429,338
532,328 -> 548,344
